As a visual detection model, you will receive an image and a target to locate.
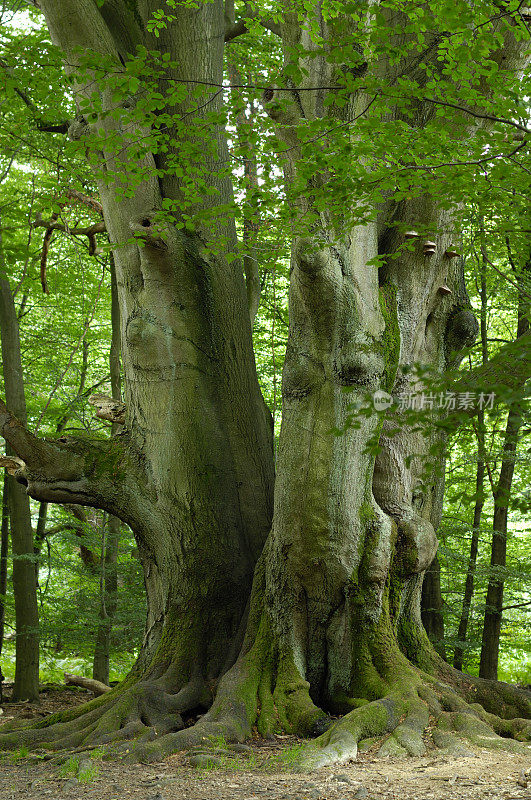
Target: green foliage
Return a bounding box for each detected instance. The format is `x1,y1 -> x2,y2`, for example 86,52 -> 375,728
58,755 -> 79,777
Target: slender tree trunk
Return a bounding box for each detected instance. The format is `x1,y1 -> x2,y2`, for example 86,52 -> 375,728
93,514 -> 119,685
478,409 -> 522,680
93,257 -> 121,685
479,251 -> 530,680
0,476 -> 9,657
0,234 -> 39,702
454,245 -> 488,671
453,442 -> 485,671
33,501 -> 48,581
421,555 -> 446,659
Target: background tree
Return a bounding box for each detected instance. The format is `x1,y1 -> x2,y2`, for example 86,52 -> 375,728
0,232 -> 39,701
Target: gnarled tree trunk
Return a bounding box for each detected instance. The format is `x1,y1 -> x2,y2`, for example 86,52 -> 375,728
0,0 -> 529,765
0,0 -> 274,738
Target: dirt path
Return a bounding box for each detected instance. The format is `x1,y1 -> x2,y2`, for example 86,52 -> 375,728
0,747 -> 530,800
0,686 -> 530,800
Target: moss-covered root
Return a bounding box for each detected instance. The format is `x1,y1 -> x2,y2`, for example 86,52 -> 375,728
120,618 -> 333,763
433,711 -> 530,755
0,678 -> 208,754
281,682 -> 531,771
293,691 -> 422,769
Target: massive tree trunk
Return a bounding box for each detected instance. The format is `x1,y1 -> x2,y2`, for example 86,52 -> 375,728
166,3 -> 529,767
0,0 -> 274,738
0,0 -> 530,764
0,243 -> 40,702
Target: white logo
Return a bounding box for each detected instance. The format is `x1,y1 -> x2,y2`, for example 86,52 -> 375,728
373,390 -> 393,411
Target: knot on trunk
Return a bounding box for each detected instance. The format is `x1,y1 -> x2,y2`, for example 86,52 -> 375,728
445,308 -> 479,362
0,455 -> 26,475
68,116 -> 89,141
130,217 -> 168,250
294,237 -> 328,274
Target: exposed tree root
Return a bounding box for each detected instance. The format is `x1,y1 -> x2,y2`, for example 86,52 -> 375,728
114,626 -> 530,766
0,617 -> 529,768
295,682 -> 530,771
0,675 -> 210,755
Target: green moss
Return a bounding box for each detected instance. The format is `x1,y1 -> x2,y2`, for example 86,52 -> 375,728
85,440 -> 127,484
146,607 -> 203,682
273,652 -> 329,737
358,736 -> 379,752
33,677 -> 134,729
329,690 -> 369,714
124,0 -> 142,27
388,569 -> 401,629
378,283 -> 400,393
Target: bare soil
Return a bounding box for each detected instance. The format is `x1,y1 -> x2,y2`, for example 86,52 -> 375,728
0,685 -> 530,800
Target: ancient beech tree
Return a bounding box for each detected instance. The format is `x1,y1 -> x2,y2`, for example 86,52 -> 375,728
0,0 -> 530,766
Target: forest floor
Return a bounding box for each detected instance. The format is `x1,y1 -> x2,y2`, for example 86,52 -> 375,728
0,685 -> 530,800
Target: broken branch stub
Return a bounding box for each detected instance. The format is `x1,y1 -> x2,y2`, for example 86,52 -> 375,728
88,394 -> 126,425
0,455 -> 26,475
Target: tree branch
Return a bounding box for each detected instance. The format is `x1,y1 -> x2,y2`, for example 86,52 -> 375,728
0,59 -> 70,134
0,400 -> 52,468
0,398 -> 135,515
